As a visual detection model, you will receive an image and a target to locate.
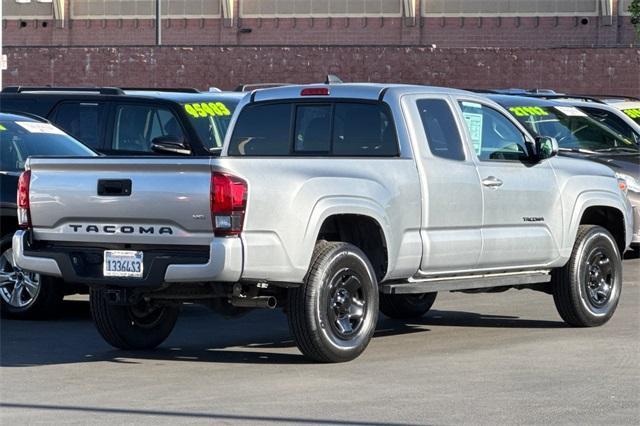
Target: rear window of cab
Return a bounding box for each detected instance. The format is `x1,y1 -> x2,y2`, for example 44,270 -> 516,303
228,101 -> 399,157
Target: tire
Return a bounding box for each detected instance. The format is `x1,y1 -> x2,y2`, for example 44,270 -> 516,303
379,292 -> 437,319
552,225 -> 622,327
90,287 -> 179,350
287,241 -> 379,363
0,236 -> 63,320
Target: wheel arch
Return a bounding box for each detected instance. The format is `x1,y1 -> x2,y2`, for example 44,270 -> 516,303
568,192 -> 630,254
303,198 -> 392,281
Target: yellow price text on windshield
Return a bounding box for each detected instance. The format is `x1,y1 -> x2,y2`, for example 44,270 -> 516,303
509,106 -> 549,117
0,124 -> 6,131
623,108 -> 640,119
184,102 -> 231,118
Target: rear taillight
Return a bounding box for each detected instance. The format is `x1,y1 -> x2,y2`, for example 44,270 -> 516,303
210,172 -> 247,237
17,170 -> 31,229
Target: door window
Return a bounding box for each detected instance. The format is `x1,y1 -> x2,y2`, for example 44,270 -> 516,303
53,102 -> 105,149
459,101 -> 529,161
417,99 -> 465,161
112,104 -> 185,153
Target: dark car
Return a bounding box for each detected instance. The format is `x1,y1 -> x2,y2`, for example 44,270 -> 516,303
0,87 -> 244,156
0,112 -> 96,318
487,94 -> 640,247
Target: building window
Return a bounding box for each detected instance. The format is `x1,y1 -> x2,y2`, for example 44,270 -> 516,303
240,0 -> 403,18
421,0 -> 600,17
70,0 -> 222,19
2,0 -> 54,19
619,0 -> 633,16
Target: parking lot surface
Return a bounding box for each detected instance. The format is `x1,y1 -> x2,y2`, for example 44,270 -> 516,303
1,257 -> 638,425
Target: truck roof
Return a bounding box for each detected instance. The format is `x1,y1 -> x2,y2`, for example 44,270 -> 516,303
250,83 -> 475,102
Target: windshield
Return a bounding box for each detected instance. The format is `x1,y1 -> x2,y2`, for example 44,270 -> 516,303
622,107 -> 640,126
505,105 -> 638,153
0,120 -> 95,172
181,98 -> 240,151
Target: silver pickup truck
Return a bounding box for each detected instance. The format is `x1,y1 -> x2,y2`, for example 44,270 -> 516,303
13,84 -> 634,362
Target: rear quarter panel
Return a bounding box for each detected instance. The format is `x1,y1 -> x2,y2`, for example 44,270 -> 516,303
214,157 -> 422,283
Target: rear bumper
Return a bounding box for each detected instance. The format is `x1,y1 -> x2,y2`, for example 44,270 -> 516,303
12,230 -> 243,287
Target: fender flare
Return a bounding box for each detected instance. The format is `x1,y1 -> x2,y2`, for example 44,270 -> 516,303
566,190 -> 630,253
297,196 -> 392,277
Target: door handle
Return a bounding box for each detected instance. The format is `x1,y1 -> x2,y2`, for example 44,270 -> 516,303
482,176 -> 503,188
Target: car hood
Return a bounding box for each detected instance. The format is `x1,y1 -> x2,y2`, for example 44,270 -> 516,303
559,152 -> 639,178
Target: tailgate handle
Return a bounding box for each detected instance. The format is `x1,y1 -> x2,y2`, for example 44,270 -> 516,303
97,179 -> 132,196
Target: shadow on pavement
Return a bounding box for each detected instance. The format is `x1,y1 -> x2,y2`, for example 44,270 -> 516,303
1,296 -> 566,368
417,310 -> 566,329
0,402 -> 422,425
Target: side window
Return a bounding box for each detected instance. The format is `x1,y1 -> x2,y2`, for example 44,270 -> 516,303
228,103 -> 292,156
53,102 -> 105,149
417,99 -> 465,161
333,103 -> 398,156
294,105 -> 331,153
458,101 -> 528,161
112,105 -> 185,153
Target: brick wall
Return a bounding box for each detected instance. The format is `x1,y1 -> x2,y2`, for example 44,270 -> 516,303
2,16 -> 637,48
3,46 -> 639,96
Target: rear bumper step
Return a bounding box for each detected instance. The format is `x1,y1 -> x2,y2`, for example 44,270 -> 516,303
12,230 -> 243,287
381,270 -> 552,294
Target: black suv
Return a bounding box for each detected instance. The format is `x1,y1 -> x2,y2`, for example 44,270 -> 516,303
0,87 -> 244,156
1,112 -> 96,318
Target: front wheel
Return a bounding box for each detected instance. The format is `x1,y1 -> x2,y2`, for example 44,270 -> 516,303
287,241 -> 379,363
553,225 -> 622,327
90,288 -> 179,349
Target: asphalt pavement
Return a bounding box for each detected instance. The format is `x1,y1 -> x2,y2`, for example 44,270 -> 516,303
1,257 -> 639,425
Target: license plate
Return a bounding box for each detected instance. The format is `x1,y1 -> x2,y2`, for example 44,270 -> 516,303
103,250 -> 143,278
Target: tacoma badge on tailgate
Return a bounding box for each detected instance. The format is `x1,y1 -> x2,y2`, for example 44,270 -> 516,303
69,224 -> 174,235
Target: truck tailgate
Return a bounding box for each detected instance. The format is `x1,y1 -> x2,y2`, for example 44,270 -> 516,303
26,157 -> 214,246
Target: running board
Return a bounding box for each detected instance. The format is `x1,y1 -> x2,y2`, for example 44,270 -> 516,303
381,270 -> 552,294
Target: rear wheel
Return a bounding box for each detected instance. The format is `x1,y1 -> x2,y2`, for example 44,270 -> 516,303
287,241 -> 379,363
0,242 -> 63,319
553,225 -> 622,327
379,292 -> 437,319
90,287 -> 179,349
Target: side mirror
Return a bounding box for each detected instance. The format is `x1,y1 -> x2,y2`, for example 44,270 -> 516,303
151,136 -> 191,156
534,136 -> 559,161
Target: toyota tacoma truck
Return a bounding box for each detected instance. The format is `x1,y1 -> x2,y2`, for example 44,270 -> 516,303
13,84 -> 634,363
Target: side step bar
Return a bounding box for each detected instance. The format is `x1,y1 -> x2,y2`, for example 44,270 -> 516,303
381,270 -> 552,294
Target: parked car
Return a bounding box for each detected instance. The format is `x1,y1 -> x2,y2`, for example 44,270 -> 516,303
470,90 -> 640,145
596,96 -> 640,126
486,94 -> 640,248
0,112 -> 96,318
564,99 -> 640,145
0,87 -> 244,156
13,84 -> 633,362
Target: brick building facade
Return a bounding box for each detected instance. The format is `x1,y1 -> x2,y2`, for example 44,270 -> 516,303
1,1 -> 639,94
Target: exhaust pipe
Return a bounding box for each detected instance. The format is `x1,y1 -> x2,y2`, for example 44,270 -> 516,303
230,296 -> 277,309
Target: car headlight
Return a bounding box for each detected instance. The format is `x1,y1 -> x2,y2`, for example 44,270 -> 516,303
616,173 -> 640,193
